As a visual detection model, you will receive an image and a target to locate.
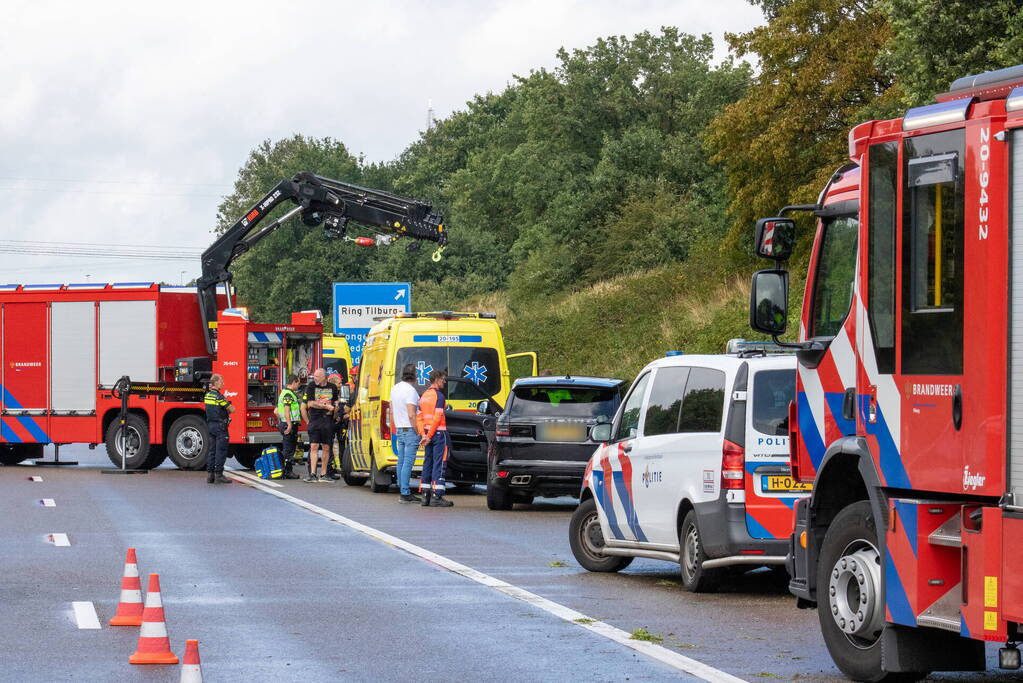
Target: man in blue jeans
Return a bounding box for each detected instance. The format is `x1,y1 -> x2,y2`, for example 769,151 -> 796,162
389,363 -> 421,503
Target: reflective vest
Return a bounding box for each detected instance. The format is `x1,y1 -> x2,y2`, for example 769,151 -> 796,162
204,389 -> 230,424
277,388 -> 301,424
416,386 -> 447,439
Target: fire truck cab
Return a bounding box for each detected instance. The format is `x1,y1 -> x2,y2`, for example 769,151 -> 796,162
749,65 -> 1023,680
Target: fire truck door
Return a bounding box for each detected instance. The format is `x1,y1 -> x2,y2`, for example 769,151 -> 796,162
894,130 -> 967,492
1,302 -> 49,442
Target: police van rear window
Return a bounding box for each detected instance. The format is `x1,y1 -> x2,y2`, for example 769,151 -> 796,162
752,369 -> 795,436
509,386 -> 618,420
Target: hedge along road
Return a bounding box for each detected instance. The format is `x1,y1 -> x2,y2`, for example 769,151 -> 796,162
5,446 -> 1016,681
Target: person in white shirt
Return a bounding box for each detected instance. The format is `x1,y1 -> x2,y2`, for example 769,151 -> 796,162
390,363 -> 422,503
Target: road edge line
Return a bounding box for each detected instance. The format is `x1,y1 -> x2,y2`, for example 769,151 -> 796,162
225,472 -> 747,683
72,601 -> 101,629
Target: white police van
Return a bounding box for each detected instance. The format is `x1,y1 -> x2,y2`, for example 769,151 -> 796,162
568,341 -> 805,591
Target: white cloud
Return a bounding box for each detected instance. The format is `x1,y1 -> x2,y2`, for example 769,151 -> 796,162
0,0 -> 762,285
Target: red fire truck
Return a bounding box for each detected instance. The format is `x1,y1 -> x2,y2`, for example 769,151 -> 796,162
0,173 -> 446,471
749,65 -> 1023,680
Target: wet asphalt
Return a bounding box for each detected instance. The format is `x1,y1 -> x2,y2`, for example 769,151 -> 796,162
1,446 -> 1018,682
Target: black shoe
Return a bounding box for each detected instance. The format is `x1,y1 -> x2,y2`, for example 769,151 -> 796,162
207,473 -> 216,484
330,473 -> 341,480
399,494 -> 417,504
429,496 -> 454,507
421,491 -> 432,507
215,473 -> 230,484
409,493 -> 423,502
284,472 -> 300,480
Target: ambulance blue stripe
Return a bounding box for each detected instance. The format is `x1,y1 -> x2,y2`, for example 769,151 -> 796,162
884,548 -> 915,626
796,391 -> 826,468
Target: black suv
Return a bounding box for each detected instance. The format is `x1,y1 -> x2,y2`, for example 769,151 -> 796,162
487,376 -> 625,509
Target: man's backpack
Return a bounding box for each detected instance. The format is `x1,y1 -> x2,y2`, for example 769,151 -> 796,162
255,445 -> 283,480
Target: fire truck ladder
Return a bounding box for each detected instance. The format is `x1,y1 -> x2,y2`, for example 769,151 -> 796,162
196,172 -> 448,353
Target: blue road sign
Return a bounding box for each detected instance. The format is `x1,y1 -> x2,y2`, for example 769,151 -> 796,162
332,282 -> 411,365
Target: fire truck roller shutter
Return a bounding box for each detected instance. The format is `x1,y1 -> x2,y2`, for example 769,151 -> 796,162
98,301 -> 157,385
1010,131 -> 1023,503
50,302 -> 97,413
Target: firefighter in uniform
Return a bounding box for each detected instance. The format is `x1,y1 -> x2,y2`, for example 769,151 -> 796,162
416,369 -> 453,507
204,373 -> 235,484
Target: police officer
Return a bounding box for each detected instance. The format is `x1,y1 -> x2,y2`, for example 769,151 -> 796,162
204,373 -> 235,484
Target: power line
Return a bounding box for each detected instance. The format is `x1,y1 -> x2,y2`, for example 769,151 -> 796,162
0,238 -> 204,252
0,176 -> 233,188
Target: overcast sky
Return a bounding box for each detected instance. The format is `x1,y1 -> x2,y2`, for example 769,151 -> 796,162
0,0 -> 763,286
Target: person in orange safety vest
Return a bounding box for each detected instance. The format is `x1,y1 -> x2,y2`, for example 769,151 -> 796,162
416,368 -> 453,507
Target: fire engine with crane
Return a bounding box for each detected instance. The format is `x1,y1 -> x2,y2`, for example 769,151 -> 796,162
748,64 -> 1023,680
0,172 -> 446,471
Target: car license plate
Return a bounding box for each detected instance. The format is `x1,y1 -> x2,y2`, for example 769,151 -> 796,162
537,423 -> 586,442
761,474 -> 812,492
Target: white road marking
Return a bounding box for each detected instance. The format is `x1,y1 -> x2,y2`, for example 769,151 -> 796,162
29,475 -> 43,482
226,472 -> 745,683
48,533 -> 70,547
40,499 -> 56,507
227,468 -> 283,488
72,601 -> 101,629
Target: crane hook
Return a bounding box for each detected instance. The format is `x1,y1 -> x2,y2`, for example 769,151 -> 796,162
432,245 -> 446,262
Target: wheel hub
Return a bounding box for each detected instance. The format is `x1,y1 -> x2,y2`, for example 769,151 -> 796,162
175,428 -> 203,459
828,544 -> 884,642
581,513 -> 606,557
118,427 -> 141,457
682,526 -> 700,580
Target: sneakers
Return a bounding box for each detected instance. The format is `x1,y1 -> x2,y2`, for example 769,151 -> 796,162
429,496 -> 454,508
305,474 -> 317,483
317,474 -> 332,483
283,472 -> 301,480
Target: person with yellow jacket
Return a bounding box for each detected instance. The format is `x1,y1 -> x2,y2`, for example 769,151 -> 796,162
416,369 -> 453,507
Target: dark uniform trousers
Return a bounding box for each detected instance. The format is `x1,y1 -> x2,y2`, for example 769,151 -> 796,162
204,388 -> 232,476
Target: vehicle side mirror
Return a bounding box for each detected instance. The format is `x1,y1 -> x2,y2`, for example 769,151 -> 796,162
590,423 -> 612,443
476,400 -> 489,415
755,217 -> 795,261
750,269 -> 789,336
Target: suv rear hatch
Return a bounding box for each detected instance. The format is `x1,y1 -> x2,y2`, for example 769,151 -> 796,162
499,384 -> 619,462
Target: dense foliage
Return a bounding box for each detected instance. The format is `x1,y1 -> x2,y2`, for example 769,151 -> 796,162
218,4 -> 1023,377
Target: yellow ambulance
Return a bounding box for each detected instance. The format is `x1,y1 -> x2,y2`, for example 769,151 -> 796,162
321,333 -> 353,380
342,312 -> 537,492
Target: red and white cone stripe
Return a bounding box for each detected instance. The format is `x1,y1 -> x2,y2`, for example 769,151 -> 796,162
179,639 -> 203,683
110,547 -> 144,626
128,573 -> 178,665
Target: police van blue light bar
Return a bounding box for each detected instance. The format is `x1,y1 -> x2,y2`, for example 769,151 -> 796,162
726,338 -> 785,355
903,98 -> 971,131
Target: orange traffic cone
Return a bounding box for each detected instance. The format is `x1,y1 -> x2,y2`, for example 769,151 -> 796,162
128,574 -> 178,665
110,547 -> 144,626
179,639 -> 203,682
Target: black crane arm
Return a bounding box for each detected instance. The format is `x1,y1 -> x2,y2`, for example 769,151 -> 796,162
196,171 -> 447,353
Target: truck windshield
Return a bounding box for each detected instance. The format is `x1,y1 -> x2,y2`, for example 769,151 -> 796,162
752,369 -> 795,436
395,346 -> 502,401
509,385 -> 619,420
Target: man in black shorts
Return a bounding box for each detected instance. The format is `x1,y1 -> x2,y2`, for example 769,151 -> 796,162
301,368 -> 338,482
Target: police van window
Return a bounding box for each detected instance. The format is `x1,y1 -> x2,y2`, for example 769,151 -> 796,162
810,216 -> 858,338
394,346 -> 502,400
902,130 -> 964,375
868,142 -> 898,374
614,372 -> 650,441
643,366 -> 689,437
678,368 -> 726,433
752,369 -> 794,436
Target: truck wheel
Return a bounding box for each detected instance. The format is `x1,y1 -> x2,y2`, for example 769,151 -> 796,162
486,483 -> 513,510
233,446 -> 259,470
818,501 -> 928,682
679,511 -> 721,593
104,414 -> 151,470
166,415 -> 209,470
341,446 -> 364,487
143,444 -> 168,469
569,498 -> 633,572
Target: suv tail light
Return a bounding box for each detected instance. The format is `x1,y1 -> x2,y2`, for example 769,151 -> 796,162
496,427 -> 510,437
380,400 -> 391,440
721,439 -> 745,490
